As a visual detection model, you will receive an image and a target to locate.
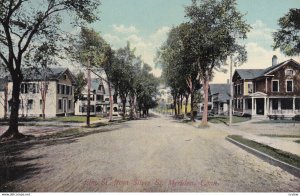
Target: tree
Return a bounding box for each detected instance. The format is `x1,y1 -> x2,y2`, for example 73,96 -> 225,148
69,27 -> 115,122
0,0 -> 100,139
185,0 -> 250,126
74,71 -> 87,103
273,8 -> 300,56
156,23 -> 199,121
109,42 -> 136,120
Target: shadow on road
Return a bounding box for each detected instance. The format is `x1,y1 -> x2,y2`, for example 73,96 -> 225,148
0,124 -> 123,191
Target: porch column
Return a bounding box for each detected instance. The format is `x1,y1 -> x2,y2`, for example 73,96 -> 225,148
243,99 -> 245,113
251,97 -> 255,115
270,99 -> 273,114
278,99 -> 281,111
293,97 -> 296,114
264,97 -> 267,116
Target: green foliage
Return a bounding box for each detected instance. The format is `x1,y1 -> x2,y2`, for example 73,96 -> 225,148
273,8 -> 300,56
74,72 -> 87,103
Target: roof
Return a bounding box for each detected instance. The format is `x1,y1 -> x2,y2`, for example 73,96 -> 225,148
209,84 -> 230,102
234,69 -> 264,79
6,67 -> 76,84
91,78 -> 104,92
234,59 -> 300,80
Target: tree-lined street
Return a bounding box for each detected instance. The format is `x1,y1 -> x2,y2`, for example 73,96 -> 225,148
1,113 -> 299,192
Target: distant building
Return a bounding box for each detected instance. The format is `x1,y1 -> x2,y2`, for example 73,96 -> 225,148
199,83 -> 230,115
75,78 -> 118,116
209,84 -> 230,115
0,67 -> 76,118
232,57 -> 300,118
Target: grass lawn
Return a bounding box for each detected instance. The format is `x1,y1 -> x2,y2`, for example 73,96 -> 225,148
208,116 -> 250,124
46,116 -> 101,123
228,135 -> 300,168
294,140 -> 300,144
259,134 -> 300,138
252,119 -> 300,124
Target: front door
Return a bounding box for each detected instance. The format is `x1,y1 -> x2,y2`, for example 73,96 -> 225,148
256,98 -> 264,115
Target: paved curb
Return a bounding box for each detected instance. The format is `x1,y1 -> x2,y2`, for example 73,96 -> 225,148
226,136 -> 300,178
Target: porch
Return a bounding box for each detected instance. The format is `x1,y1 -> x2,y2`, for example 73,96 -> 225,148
242,93 -> 300,118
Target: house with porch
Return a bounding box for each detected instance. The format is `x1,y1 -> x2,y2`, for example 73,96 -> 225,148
209,84 -> 230,115
75,78 -> 116,116
1,67 -> 76,118
232,56 -> 300,118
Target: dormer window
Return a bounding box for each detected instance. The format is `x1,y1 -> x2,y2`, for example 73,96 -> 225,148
63,74 -> 67,80
285,69 -> 294,76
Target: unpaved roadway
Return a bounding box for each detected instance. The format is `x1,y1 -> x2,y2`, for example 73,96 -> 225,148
2,114 -> 300,192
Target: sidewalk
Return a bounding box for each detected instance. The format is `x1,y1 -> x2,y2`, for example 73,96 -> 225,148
210,122 -> 300,157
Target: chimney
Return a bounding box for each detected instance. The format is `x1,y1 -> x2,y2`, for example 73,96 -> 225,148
272,55 -> 278,66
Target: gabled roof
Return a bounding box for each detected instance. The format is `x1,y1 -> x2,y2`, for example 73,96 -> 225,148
6,67 -> 76,84
234,69 -> 264,80
234,59 -> 300,80
209,84 -> 230,102
91,78 -> 104,92
263,59 -> 300,76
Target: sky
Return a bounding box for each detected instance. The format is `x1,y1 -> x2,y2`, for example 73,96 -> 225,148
87,0 -> 300,83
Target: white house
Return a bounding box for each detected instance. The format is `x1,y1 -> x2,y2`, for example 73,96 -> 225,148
75,78 -> 116,116
1,67 -> 76,118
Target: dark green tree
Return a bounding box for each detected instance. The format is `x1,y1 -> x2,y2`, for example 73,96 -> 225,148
185,0 -> 250,126
273,8 -> 300,56
0,0 -> 100,139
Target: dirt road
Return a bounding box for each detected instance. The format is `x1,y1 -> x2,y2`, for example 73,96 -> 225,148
2,114 -> 300,192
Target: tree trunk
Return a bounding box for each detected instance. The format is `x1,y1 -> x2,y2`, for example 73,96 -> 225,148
180,94 -> 183,113
4,82 -> 8,120
122,97 -> 126,120
173,95 -> 177,116
185,94 -> 189,115
108,81 -> 113,122
190,92 -> 195,122
1,78 -> 23,139
201,78 -> 209,126
129,96 -> 134,119
177,99 -> 181,115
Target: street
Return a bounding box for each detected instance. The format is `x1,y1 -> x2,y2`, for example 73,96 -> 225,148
2,114 -> 300,192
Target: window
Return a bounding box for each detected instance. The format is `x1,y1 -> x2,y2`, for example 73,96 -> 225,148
97,95 -> 103,101
58,99 -> 62,110
272,80 -> 279,92
237,85 -> 240,95
296,98 -> 300,110
285,69 -> 294,76
248,83 -> 253,93
247,99 -> 252,109
57,84 -> 60,94
96,106 -> 102,112
272,99 -> 278,110
21,83 -> 28,94
281,98 -> 293,110
63,74 -> 67,80
68,100 -> 71,109
27,99 -> 33,110
66,86 -> 70,95
61,85 -> 65,94
286,80 -> 293,92
70,86 -> 72,95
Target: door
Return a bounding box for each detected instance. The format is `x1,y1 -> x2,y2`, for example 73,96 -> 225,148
256,98 -> 264,115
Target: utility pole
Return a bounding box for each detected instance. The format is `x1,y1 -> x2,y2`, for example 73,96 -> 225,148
87,59 -> 91,127
229,55 -> 233,126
